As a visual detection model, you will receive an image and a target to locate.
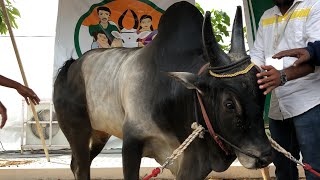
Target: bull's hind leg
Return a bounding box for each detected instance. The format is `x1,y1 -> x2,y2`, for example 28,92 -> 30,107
58,111 -> 92,180
68,122 -> 92,180
122,123 -> 144,180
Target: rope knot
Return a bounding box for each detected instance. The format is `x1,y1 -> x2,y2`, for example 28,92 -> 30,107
191,122 -> 204,138
191,122 -> 198,130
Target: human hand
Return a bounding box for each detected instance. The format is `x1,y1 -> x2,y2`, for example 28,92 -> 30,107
16,85 -> 40,105
272,48 -> 310,66
0,101 -> 7,129
256,65 -> 281,95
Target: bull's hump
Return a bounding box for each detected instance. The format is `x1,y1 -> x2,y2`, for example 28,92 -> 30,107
145,1 -> 204,71
150,1 -> 203,52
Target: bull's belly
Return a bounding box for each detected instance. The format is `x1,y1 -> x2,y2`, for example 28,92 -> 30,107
88,104 -> 125,139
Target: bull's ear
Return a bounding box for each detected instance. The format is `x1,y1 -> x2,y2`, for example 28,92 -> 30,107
167,72 -> 203,94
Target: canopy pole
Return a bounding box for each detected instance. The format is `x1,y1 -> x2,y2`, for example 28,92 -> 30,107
0,0 -> 50,162
260,167 -> 271,180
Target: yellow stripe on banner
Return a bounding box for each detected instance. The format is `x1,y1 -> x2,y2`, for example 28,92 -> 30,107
262,8 -> 311,26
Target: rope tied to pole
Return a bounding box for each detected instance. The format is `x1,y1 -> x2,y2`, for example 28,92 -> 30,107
142,122 -> 204,180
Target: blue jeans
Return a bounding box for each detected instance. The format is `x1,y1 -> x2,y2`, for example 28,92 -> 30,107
269,104 -> 320,180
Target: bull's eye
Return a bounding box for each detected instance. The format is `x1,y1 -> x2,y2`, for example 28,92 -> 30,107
225,101 -> 235,110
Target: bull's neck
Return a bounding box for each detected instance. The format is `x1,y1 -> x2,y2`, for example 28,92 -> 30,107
170,89 -> 236,172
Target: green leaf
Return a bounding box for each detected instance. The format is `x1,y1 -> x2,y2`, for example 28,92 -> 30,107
195,2 -> 231,52
11,7 -> 20,17
195,3 -> 204,15
0,0 -> 20,35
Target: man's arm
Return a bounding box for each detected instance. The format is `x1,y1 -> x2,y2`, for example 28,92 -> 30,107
0,75 -> 40,105
272,41 -> 320,66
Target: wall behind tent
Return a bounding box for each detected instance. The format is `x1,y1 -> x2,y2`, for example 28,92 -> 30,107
0,0 -> 59,150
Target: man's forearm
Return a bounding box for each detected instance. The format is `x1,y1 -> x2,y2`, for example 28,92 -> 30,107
0,75 -> 21,89
284,63 -> 315,81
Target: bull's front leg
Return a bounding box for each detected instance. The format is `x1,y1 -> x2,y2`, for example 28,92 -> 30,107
122,123 -> 144,180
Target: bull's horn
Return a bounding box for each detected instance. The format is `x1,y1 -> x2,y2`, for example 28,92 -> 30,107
118,9 -> 128,30
229,6 -> 247,57
202,11 -> 231,67
130,10 -> 139,30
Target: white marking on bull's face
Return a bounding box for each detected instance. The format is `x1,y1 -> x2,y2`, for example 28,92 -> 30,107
111,29 -> 150,48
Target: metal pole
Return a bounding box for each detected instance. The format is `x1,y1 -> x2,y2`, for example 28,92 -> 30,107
0,0 -> 50,162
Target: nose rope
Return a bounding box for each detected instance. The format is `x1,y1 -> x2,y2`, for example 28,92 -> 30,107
268,135 -> 320,177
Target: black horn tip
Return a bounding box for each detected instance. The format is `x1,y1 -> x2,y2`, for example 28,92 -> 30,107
235,6 -> 243,20
229,5 -> 247,59
204,11 -> 211,20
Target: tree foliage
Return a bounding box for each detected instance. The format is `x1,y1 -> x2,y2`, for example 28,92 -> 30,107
0,0 -> 20,35
195,2 -> 230,51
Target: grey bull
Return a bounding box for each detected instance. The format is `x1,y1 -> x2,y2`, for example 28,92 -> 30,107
53,1 -> 272,180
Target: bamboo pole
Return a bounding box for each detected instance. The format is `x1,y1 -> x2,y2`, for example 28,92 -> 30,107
261,167 -> 271,180
0,0 -> 50,162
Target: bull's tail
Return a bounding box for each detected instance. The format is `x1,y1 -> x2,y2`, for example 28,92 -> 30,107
53,58 -> 76,100
56,59 -> 76,81
54,59 -> 76,88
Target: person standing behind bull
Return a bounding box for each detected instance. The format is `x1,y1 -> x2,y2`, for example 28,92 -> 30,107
0,75 -> 40,129
89,6 -> 120,49
250,0 -> 320,179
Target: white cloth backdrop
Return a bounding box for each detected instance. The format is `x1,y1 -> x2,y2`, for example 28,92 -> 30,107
53,0 -> 194,150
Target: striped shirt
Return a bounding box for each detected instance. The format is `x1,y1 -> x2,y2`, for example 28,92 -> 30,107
250,0 -> 320,120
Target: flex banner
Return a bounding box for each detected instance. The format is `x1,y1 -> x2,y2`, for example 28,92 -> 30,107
53,0 -> 194,73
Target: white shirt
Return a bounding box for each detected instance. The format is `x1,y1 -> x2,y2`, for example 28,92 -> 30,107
250,0 -> 320,120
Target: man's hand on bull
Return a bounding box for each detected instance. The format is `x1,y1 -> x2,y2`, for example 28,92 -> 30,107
256,65 -> 281,95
